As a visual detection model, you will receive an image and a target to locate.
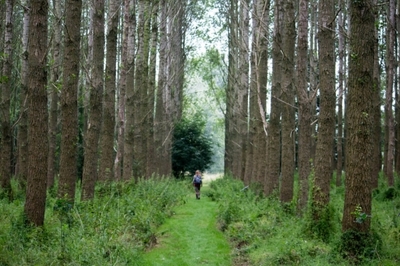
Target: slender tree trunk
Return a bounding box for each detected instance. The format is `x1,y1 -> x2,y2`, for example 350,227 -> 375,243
99,0 -> 120,182
146,1 -> 159,177
336,0 -> 345,187
265,0 -> 283,195
16,1 -> 30,189
133,0 -> 150,178
385,0 -> 395,186
47,0 -> 63,190
24,0 -> 49,226
117,0 -> 135,180
279,0 -> 296,203
296,0 -> 311,212
154,0 -> 173,176
225,0 -> 239,177
312,0 -> 336,220
81,0 -> 105,200
0,0 -> 14,200
58,0 -> 82,202
342,0 -> 375,233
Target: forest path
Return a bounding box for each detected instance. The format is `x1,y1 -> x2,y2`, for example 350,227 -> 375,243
142,181 -> 232,265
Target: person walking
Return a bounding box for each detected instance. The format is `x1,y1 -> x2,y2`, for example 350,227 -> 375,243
193,170 -> 202,200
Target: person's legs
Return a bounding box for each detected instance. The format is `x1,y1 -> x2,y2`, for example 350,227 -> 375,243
195,185 -> 200,199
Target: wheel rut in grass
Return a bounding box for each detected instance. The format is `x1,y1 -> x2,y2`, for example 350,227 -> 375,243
143,185 -> 231,265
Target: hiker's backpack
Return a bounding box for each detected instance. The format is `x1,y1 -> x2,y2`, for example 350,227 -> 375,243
194,176 -> 202,184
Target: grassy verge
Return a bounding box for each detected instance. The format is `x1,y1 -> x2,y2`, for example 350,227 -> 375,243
143,183 -> 232,265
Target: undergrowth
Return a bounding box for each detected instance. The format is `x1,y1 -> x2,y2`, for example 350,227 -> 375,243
206,174 -> 400,265
0,177 -> 188,265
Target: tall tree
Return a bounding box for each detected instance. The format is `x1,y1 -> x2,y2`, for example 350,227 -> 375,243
133,0 -> 151,178
342,0 -> 375,234
384,0 -> 395,186
58,0 -> 82,202
24,0 -> 49,226
81,0 -> 105,200
224,0 -> 239,177
146,1 -> 159,177
312,0 -> 336,221
265,0 -> 283,195
154,0 -> 170,176
47,0 -> 63,189
99,0 -> 120,182
0,0 -> 14,199
296,0 -> 312,212
16,0 -> 30,188
336,0 -> 346,187
120,0 -> 136,180
279,0 -> 296,203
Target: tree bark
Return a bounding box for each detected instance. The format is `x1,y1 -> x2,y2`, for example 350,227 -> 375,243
296,0 -> 311,212
81,0 -> 104,200
99,0 -> 120,182
265,0 -> 283,195
312,0 -> 336,218
58,0 -> 82,202
342,0 -> 375,233
279,0 -> 296,203
24,0 -> 49,226
0,0 -> 14,200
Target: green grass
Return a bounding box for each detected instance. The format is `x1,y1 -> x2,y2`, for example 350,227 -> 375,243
143,184 -> 232,265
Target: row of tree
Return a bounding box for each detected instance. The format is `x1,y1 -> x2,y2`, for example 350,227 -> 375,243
0,0 -> 193,226
221,0 -> 397,239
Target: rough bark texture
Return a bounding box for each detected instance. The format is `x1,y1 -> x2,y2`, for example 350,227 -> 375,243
121,0 -> 136,180
24,0 -> 49,226
58,0 -> 82,201
47,0 -> 62,189
312,0 -> 336,217
279,0 -> 296,203
133,0 -> 150,179
342,0 -> 375,233
99,0 -> 119,182
0,0 -> 14,199
384,0 -> 395,186
81,0 -> 104,200
16,1 -> 30,188
296,0 -> 311,212
265,0 -> 283,195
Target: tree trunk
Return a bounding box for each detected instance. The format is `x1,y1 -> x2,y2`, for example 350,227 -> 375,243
58,0 -> 82,202
342,0 -> 375,233
296,0 -> 311,212
265,0 -> 283,195
133,0 -> 150,178
24,0 -> 49,226
385,0 -> 395,186
81,0 -> 104,200
99,0 -> 119,182
336,0 -> 345,187
312,0 -> 336,218
146,1 -> 159,177
0,0 -> 14,200
47,0 -> 62,190
279,0 -> 296,203
16,1 -> 30,189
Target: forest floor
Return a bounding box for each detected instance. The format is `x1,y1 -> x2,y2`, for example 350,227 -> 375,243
142,175 -> 232,265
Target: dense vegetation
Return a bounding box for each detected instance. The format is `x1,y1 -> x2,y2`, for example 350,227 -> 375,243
207,175 -> 400,265
1,174 -> 399,265
0,178 -> 188,265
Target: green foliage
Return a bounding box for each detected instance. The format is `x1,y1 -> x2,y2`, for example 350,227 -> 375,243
335,230 -> 382,264
172,114 -> 214,177
0,177 -> 188,265
206,174 -> 400,265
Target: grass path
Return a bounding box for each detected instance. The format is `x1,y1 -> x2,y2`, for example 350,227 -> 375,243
142,184 -> 232,265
